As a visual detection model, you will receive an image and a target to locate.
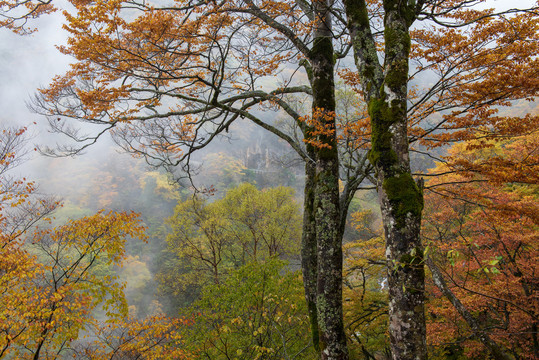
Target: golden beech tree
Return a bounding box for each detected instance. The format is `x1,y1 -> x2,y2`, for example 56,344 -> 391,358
0,127 -> 148,359
0,127 -> 58,358
3,211 -> 146,359
33,1 -> 539,359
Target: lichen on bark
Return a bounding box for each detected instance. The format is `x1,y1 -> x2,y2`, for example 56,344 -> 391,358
301,149 -> 320,354
360,2 -> 427,359
305,2 -> 349,358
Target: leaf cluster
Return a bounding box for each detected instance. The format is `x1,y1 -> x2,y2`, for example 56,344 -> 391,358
158,183 -> 301,307
181,258 -> 315,360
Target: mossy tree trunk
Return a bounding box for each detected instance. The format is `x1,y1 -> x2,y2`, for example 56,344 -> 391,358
301,145 -> 320,355
305,1 -> 349,359
345,1 -> 427,359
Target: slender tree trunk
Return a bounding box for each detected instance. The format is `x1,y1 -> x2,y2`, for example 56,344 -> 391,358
427,258 -> 514,360
314,148 -> 347,359
301,146 -> 320,354
532,322 -> 539,359
33,341 -> 43,360
309,1 -> 348,359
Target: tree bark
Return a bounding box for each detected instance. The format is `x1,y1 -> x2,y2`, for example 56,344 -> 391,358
344,1 -> 427,359
374,4 -> 426,359
301,147 -> 320,355
308,1 -> 348,358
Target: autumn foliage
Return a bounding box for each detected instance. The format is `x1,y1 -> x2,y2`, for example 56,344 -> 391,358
343,210 -> 389,359
2,0 -> 539,358
340,129 -> 539,359
74,316 -> 191,360
0,0 -> 55,33
0,127 -> 148,358
423,132 -> 539,359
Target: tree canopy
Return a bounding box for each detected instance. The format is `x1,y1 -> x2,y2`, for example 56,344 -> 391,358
2,0 -> 538,359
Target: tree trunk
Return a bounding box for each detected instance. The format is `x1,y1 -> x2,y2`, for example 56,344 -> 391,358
380,182 -> 426,360
301,147 -> 320,355
365,3 -> 427,359
308,1 -> 348,358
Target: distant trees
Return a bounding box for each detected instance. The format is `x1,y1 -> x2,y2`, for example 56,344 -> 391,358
31,0 -> 539,358
342,210 -> 389,359
71,184 -> 308,359
158,183 -> 301,307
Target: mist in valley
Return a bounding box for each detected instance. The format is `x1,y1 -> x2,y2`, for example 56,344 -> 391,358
0,3 -> 313,324
2,1 -> 537,359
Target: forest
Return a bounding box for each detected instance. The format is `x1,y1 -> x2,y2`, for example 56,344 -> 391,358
0,0 -> 538,359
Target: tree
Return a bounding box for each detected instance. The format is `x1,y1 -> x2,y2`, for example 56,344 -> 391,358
34,1 -> 539,359
0,127 -> 59,358
158,183 -> 301,307
423,132 -> 539,359
344,3 -> 539,358
0,126 -> 147,358
7,210 -> 146,359
342,129 -> 539,359
180,258 -> 315,360
34,2 -> 362,355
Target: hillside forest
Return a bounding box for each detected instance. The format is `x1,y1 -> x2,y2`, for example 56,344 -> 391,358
0,1 -> 538,360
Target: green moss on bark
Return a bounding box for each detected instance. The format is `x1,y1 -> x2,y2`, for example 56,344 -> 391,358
366,97 -> 400,168
382,173 -> 423,228
384,23 -> 410,96
384,0 -> 417,26
311,36 -> 335,65
384,25 -> 410,60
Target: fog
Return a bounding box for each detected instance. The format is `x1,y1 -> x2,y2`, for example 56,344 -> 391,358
0,2 -> 116,186
2,0 -> 534,322
0,3 -> 174,317
0,2 -> 168,198
0,1 -> 305,320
